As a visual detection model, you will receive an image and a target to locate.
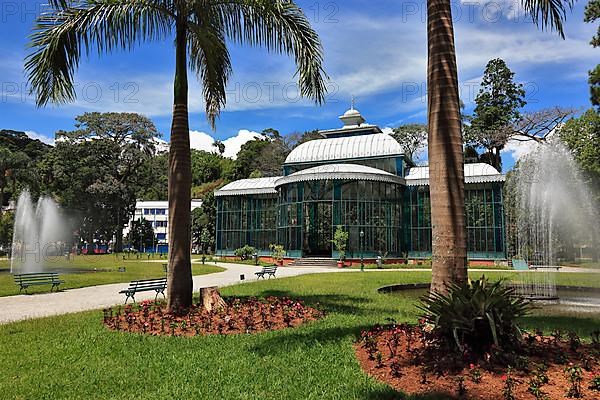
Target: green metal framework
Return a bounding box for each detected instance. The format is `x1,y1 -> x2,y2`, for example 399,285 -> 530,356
215,195 -> 277,255
403,183 -> 506,259
277,180 -> 404,258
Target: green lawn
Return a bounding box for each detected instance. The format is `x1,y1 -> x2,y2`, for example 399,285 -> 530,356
347,262 -> 509,271
1,271 -> 598,400
0,254 -> 224,297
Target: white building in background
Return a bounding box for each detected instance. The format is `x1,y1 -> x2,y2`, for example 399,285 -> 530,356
123,200 -> 203,248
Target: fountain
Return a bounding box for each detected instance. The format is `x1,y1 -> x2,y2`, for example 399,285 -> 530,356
10,191 -> 68,274
508,138 -> 599,300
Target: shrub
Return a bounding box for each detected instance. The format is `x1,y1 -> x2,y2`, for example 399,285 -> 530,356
234,245 -> 255,261
418,276 -> 532,355
330,226 -> 348,261
269,244 -> 285,262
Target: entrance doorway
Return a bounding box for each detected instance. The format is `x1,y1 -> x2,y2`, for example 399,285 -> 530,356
303,202 -> 332,257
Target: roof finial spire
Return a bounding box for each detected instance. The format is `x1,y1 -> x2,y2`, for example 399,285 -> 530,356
351,95 -> 356,110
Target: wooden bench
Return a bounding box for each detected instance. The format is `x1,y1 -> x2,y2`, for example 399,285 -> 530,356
255,266 -> 277,279
119,278 -> 167,304
14,272 -> 64,294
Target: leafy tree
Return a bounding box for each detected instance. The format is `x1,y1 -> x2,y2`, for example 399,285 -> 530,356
0,148 -> 33,213
465,59 -> 526,171
284,129 -> 322,149
425,0 -> 573,293
585,0 -> 600,107
136,152 -> 169,201
127,218 -> 155,252
54,112 -> 159,252
191,150 -> 223,185
191,192 -> 216,254
0,211 -> 14,250
234,137 -> 271,179
25,0 -> 327,310
212,140 -> 225,156
391,124 -> 427,162
559,109 -> 600,220
0,130 -> 51,161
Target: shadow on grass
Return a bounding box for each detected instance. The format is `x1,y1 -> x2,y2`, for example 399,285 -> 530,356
249,321 -> 372,356
245,289 -> 403,317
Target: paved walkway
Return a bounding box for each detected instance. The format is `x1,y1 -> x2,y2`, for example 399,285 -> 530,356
0,262 -> 337,325
1,263 -> 598,325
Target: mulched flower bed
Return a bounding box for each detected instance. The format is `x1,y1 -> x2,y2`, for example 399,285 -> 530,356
103,297 -> 323,336
356,323 -> 600,399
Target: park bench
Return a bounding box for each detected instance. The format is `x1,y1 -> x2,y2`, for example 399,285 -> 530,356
255,266 -> 277,279
119,277 -> 167,304
14,272 -> 64,294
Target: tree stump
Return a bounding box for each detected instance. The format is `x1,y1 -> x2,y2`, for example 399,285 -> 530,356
199,286 -> 226,312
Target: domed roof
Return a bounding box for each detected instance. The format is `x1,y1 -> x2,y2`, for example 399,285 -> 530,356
404,163 -> 504,186
275,164 -> 403,188
285,133 -> 404,164
214,177 -> 280,196
343,108 -> 361,117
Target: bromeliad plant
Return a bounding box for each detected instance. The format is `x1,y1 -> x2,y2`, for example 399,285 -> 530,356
418,276 -> 533,356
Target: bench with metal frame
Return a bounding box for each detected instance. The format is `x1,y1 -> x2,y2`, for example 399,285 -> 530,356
14,272 -> 64,294
255,266 -> 277,279
119,277 -> 167,304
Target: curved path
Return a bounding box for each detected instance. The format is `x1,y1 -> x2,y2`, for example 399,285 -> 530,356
0,262 -> 337,325
0,263 -> 597,325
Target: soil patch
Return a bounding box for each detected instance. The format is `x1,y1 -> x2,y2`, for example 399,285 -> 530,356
355,324 -> 600,399
103,296 -> 323,336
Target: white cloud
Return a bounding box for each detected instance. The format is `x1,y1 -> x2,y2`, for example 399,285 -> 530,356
501,136 -> 540,160
189,129 -> 264,159
24,130 -> 55,146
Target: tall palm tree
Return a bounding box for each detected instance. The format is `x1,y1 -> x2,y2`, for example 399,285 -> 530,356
427,0 -> 573,292
26,0 -> 327,308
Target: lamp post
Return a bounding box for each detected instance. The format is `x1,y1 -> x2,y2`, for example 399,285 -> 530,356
360,230 -> 365,272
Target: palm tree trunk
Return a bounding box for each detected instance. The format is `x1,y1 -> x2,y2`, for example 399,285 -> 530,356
427,0 -> 467,293
167,16 -> 193,310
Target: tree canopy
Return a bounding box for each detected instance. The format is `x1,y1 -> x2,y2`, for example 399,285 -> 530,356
465,58 -> 526,171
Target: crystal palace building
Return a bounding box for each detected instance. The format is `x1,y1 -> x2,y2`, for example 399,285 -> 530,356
215,108 -> 506,262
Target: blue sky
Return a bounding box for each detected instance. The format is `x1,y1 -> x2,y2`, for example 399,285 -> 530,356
0,0 -> 597,170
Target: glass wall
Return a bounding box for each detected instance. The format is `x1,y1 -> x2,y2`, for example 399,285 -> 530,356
404,183 -> 505,259
277,180 -> 404,258
403,186 -> 432,257
465,183 -> 505,258
215,194 -> 277,254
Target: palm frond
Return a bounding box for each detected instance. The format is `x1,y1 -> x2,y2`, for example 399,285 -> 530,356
205,0 -> 328,104
522,0 -> 575,38
187,4 -> 232,128
25,0 -> 174,106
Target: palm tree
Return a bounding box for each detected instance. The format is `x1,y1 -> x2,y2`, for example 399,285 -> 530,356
26,0 -> 327,309
427,0 -> 573,292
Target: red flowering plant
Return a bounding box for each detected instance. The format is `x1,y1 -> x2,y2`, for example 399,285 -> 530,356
103,296 -> 323,337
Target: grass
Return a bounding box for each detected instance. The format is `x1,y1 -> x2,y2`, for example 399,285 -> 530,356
0,270 -> 598,400
0,254 -> 225,297
560,260 -> 600,269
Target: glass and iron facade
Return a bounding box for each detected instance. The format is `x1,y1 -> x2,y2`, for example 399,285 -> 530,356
215,109 -> 507,260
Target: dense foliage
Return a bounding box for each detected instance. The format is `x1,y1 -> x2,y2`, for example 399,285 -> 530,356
585,0 -> 600,107
127,219 -> 155,251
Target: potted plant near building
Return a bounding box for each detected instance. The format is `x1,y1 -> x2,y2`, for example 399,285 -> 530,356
269,244 -> 285,266
331,226 -> 349,268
